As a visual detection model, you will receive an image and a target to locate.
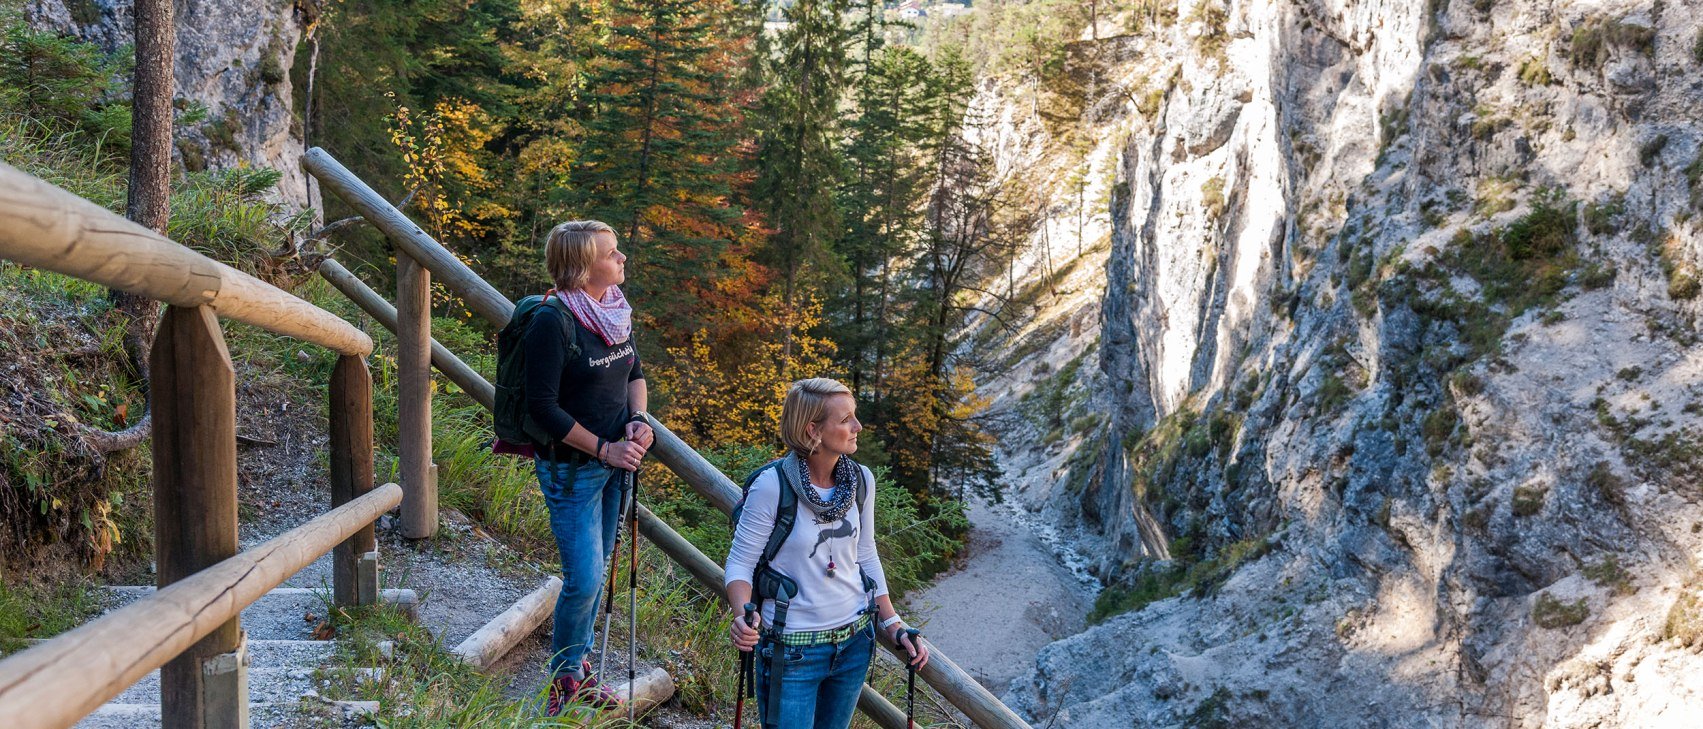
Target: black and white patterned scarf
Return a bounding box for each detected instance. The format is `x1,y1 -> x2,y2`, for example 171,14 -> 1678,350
782,452 -> 858,524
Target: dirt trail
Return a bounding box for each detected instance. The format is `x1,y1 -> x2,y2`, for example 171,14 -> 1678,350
903,496 -> 1096,696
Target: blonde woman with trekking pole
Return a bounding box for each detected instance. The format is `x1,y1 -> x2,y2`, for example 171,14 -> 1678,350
513,220 -> 654,715
725,378 -> 929,728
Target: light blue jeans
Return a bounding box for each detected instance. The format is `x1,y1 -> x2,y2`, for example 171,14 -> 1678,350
755,622 -> 876,729
534,457 -> 626,677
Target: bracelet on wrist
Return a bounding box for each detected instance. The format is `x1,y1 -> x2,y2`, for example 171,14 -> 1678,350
595,437 -> 607,462
880,615 -> 903,629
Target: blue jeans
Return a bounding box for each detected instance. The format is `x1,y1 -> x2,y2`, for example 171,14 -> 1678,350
534,457 -> 626,677
755,623 -> 876,729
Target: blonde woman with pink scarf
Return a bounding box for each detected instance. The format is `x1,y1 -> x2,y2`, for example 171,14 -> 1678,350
521,220 -> 655,714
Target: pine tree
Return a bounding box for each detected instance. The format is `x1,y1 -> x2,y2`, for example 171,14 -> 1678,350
561,0 -> 762,341
753,0 -> 854,368
834,46 -> 935,399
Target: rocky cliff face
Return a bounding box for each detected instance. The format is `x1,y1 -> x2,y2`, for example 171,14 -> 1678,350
25,0 -> 316,210
973,0 -> 1703,725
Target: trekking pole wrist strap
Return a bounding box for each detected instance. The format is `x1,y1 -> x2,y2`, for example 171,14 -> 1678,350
880,615 -> 903,630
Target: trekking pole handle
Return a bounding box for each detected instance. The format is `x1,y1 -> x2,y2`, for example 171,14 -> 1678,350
902,627 -> 922,659
740,602 -> 758,652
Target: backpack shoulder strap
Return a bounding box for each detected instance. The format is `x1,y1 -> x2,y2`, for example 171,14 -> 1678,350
540,294 -> 580,359
855,461 -> 869,510
763,461 -> 796,566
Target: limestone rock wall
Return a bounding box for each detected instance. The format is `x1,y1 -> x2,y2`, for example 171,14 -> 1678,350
25,0 -> 316,211
972,0 -> 1703,725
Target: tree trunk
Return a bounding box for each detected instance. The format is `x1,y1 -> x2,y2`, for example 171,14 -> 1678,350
98,0 -> 174,454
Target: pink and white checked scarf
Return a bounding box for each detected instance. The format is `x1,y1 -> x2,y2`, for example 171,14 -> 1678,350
556,286 -> 633,346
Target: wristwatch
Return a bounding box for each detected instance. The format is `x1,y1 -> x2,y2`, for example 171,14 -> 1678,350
629,410 -> 651,423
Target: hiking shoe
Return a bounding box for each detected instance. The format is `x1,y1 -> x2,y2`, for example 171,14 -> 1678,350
578,660 -> 625,707
545,671 -> 622,716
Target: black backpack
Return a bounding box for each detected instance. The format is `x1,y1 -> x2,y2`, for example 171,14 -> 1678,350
493,294 -> 581,449
732,458 -> 869,604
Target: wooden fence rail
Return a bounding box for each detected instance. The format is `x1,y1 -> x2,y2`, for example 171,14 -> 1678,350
0,161 -> 401,729
0,161 -> 372,356
303,148 -> 515,328
0,485 -> 403,729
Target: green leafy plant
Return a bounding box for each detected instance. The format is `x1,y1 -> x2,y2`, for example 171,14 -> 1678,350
1533,592 -> 1589,628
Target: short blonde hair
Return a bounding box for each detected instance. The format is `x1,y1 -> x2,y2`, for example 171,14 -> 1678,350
545,220 -> 615,291
780,378 -> 853,455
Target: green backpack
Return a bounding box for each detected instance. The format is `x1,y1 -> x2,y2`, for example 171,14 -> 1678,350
493,294 -> 580,449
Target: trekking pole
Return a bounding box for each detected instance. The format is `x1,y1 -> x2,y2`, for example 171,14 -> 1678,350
733,602 -> 756,729
903,628 -> 921,729
597,483 -> 625,681
600,443 -> 635,681
627,467 -> 639,721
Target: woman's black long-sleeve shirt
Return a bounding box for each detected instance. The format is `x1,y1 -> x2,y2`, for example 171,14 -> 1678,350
521,302 -> 644,444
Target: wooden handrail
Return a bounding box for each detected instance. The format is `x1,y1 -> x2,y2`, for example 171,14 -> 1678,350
302,148 -> 516,328
317,258 -> 495,410
0,483 -> 402,729
639,414 -> 1035,729
0,161 -> 372,356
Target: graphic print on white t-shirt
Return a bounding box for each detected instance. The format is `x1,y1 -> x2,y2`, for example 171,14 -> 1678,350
809,515 -> 856,559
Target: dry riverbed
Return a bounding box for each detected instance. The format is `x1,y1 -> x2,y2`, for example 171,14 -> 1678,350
903,496 -> 1097,696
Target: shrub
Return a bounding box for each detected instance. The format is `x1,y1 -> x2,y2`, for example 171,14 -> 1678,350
1585,461 -> 1625,507
1317,372 -> 1352,413
1688,153 -> 1703,210
1188,1 -> 1230,63
1579,263 -> 1617,290
1584,195 -> 1625,235
1640,134 -> 1669,168
1511,484 -> 1547,516
1088,535 -> 1274,623
1669,269 -> 1701,300
1517,56 -> 1553,86
1664,589 -> 1703,647
1616,366 -> 1644,382
0,19 -> 128,136
1444,192 -> 1581,315
1584,555 -> 1636,595
1569,16 -> 1656,69
1474,177 -> 1518,216
1202,176 -> 1227,223
1471,113 -> 1510,142
1533,592 -> 1589,628
1449,371 -> 1485,397
1423,405 -> 1458,456
1657,234 -> 1702,301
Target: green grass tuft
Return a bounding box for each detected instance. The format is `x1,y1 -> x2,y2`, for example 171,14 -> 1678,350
1532,592 -> 1589,628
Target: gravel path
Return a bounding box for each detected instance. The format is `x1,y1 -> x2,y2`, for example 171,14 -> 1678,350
903,496 -> 1096,696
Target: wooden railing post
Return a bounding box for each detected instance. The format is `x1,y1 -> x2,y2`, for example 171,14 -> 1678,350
330,354 -> 377,606
151,304 -> 246,728
397,253 -> 437,538
318,259 -> 495,410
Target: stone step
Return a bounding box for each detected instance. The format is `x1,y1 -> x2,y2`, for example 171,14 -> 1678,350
107,665 -> 383,705
73,699 -> 379,729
